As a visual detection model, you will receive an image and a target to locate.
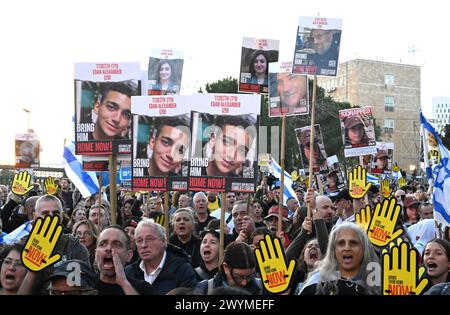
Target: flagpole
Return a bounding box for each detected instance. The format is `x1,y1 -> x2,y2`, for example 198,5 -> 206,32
219,192 -> 226,264
97,173 -> 102,233
109,154 -> 117,225
278,115 -> 286,235
307,76 -> 317,219
164,191 -> 169,240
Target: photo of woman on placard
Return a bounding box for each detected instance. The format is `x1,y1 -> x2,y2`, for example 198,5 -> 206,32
248,50 -> 269,85
153,59 -> 180,95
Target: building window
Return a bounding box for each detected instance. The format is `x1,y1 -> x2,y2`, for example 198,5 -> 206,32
385,96 -> 395,112
385,74 -> 395,86
384,119 -> 394,133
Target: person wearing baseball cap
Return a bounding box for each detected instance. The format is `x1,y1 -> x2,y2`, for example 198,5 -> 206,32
263,205 -> 292,248
375,149 -> 390,171
47,259 -> 97,295
344,115 -> 369,147
403,195 -> 421,227
296,128 -> 328,173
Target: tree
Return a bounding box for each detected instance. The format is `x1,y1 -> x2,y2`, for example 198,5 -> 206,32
203,77 -> 238,94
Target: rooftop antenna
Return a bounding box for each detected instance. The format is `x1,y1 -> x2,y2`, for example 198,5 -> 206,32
408,45 -> 419,64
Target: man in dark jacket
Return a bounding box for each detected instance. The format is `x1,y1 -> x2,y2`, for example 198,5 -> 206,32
125,218 -> 197,294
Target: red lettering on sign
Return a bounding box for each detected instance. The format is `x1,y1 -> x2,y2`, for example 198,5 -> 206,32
190,177 -> 206,187
149,178 -> 166,188
76,142 -> 94,153
133,178 -> 149,188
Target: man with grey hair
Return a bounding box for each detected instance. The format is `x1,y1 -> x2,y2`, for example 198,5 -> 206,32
2,194 -> 89,263
193,192 -> 214,234
125,218 -> 197,294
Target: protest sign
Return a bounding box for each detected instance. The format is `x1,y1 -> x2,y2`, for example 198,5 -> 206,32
371,142 -> 394,174
292,16 -> 342,76
145,49 -> 184,96
239,37 -> 279,94
15,133 -> 40,169
295,124 -> 328,175
74,62 -> 140,155
339,107 -> 377,157
131,95 -> 191,191
188,94 -> 260,192
268,61 -> 308,117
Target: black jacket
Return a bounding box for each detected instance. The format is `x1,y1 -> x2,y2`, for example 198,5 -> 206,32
125,243 -> 198,295
169,234 -> 201,268
194,270 -> 263,295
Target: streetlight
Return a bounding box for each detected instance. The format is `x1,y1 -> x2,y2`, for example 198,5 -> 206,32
22,108 -> 31,133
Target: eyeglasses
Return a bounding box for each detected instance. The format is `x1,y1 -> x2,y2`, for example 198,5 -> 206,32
75,231 -> 93,237
1,258 -> 25,269
230,268 -> 254,284
48,288 -> 95,295
136,236 -> 160,246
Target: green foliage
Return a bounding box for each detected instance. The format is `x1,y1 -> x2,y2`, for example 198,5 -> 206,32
204,77 -> 238,93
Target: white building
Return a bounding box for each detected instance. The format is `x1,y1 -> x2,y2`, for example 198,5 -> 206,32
432,97 -> 450,135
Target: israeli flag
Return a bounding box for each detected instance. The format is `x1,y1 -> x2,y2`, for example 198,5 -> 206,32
366,172 -> 380,186
62,140 -> 99,198
420,112 -> 450,227
269,158 -> 297,204
2,221 -> 33,245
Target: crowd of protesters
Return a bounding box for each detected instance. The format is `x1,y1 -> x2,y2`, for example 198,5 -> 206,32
0,173 -> 449,295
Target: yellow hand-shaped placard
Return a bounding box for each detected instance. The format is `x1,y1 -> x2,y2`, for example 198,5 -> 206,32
291,170 -> 299,182
382,241 -> 428,295
21,215 -> 63,271
255,235 -> 296,294
355,205 -> 372,233
398,177 -> 407,188
11,171 -> 34,196
381,179 -> 391,199
367,198 -> 404,247
154,214 -> 165,227
44,177 -> 58,195
348,165 -> 372,199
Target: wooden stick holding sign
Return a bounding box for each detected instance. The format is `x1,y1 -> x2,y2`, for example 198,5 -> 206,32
219,192 -> 226,264
97,173 -> 103,233
109,154 -> 117,225
164,191 -> 170,240
278,115 -> 286,235
307,76 -> 318,219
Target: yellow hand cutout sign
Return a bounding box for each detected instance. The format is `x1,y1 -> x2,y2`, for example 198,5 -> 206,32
348,165 -> 372,199
11,171 -> 34,196
367,198 -> 404,247
21,215 -> 63,272
44,177 -> 58,195
381,179 -> 391,199
154,214 -> 165,227
382,241 -> 428,295
254,235 -> 296,294
398,177 -> 407,188
355,204 -> 372,233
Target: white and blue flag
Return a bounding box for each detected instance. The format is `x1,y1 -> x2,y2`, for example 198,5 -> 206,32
420,112 -> 450,227
269,158 -> 297,204
62,140 -> 99,198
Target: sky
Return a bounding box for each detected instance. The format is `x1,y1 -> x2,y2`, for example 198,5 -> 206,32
1,0 -> 448,166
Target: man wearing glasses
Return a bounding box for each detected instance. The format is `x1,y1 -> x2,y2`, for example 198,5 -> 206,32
308,28 -> 341,75
125,218 -> 197,294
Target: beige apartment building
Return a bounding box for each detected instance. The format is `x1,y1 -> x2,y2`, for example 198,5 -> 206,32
318,59 -> 421,172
